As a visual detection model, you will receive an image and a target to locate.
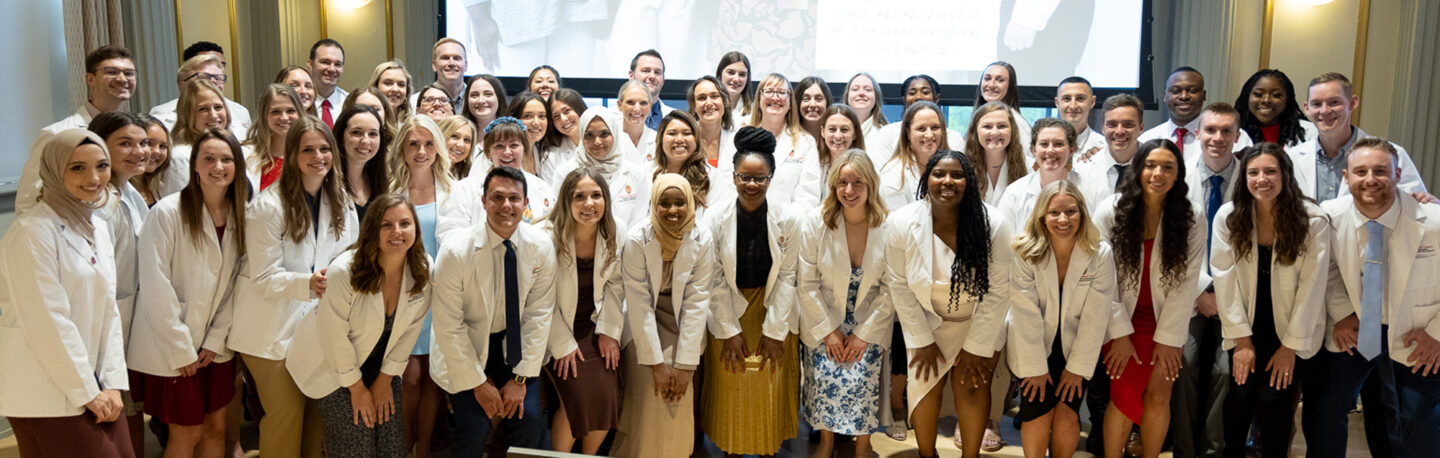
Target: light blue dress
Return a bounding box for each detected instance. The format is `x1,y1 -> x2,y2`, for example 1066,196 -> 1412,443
800,267 -> 884,434
411,202 -> 438,355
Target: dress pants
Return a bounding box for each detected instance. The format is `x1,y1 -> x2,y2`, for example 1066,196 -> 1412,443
1299,326 -> 1440,458
242,354 -> 325,458
1172,315 -> 1229,457
448,331 -> 546,456
1085,357 -> 1110,454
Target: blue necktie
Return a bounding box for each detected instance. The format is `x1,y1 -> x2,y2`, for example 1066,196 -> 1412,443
1358,220 -> 1384,360
1206,175 -> 1224,271
503,240 -> 522,367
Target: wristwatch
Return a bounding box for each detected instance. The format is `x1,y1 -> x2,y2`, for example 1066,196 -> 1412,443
513,374 -> 529,384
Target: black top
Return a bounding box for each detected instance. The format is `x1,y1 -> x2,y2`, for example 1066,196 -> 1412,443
1252,245 -> 1280,355
303,190 -> 322,238
735,201 -> 773,289
359,312 -> 396,386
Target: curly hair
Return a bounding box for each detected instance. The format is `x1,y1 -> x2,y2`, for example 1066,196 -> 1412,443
917,149 -> 992,305
1225,143 -> 1311,265
1111,138 -> 1193,292
1235,69 -> 1307,147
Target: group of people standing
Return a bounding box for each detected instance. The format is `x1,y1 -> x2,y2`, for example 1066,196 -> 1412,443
1,32 -> 1438,458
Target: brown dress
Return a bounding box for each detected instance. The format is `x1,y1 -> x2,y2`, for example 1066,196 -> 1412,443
613,261 -> 696,458
546,257 -> 621,438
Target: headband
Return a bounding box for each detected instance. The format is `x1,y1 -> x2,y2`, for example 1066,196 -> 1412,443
484,116 -> 526,135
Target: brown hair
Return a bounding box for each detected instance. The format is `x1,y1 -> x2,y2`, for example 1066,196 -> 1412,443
278,116 -> 349,243
348,193 -> 429,295
962,101 -> 1027,197
182,129 -> 250,255
1308,72 -> 1353,99
243,84 -> 306,178
172,79 -> 228,146
654,111 -> 711,207
543,168 -> 619,270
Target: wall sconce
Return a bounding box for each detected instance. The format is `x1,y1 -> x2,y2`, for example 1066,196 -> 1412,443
1289,0 -> 1336,6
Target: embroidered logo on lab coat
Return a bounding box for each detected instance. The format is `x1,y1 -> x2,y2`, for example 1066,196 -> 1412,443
1419,245 -> 1436,257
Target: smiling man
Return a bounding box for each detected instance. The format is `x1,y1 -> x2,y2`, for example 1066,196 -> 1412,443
629,49 -> 674,130
1054,76 -> 1107,157
430,166 -> 556,457
307,38 -> 347,127
411,38 -> 468,114
1288,72 -> 1429,203
149,42 -> 253,135
1139,67 -> 1209,161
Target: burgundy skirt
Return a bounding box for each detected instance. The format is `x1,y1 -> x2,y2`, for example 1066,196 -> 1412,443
140,359 -> 237,426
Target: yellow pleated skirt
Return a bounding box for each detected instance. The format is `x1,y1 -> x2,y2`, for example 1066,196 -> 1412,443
701,286 -> 799,455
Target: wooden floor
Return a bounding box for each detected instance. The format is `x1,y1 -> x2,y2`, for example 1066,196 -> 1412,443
0,411 -> 1373,457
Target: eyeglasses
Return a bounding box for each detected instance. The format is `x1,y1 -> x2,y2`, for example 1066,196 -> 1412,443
422,96 -> 451,105
98,67 -> 137,80
763,89 -> 790,98
734,173 -> 772,184
185,72 -> 227,84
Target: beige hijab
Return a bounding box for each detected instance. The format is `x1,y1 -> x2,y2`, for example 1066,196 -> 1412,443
649,173 -> 696,261
39,129 -> 110,239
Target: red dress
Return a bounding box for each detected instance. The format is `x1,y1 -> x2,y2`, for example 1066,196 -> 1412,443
1110,239 -> 1157,424
259,158 -> 283,191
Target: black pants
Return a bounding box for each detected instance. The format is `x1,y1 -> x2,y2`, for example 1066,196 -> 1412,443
1221,348 -> 1295,458
1085,357 -> 1110,454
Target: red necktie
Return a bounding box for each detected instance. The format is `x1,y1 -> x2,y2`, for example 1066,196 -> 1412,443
321,100 -> 334,128
1173,127 -> 1188,155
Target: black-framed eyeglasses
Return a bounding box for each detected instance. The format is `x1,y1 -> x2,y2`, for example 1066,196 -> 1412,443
734,172 -> 772,184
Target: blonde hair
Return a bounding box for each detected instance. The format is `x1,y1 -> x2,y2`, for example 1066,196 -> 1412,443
437,115 -> 478,179
821,150 -> 888,229
368,60 -> 415,125
387,115 -> 454,195
175,54 -> 223,86
171,79 -> 228,146
243,84 -> 305,177
1012,180 -> 1100,264
747,73 -> 802,143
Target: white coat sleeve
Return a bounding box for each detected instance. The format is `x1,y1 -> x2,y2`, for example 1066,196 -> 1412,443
676,238 -> 716,368
885,221 -> 937,349
622,235 -> 663,366
1007,256 -> 1048,378
1153,213 -> 1207,348
430,244 -> 487,391
246,200 -> 314,302
797,218 -> 837,345
1070,247 -> 1118,378
2,222 -> 105,405
1282,215 -> 1331,356
762,216 -> 800,341
136,210 -> 201,370
316,265 -> 364,388
516,242 -> 557,378
1211,206 -> 1252,341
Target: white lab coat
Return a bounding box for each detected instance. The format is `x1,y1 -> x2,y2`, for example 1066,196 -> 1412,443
622,221 -> 716,367
1211,201 -> 1330,358
1092,194 -> 1207,347
540,220 -> 627,358
1321,194 -> 1440,366
600,163 -> 654,231
795,211 -> 892,348
103,183 -> 149,350
428,223 -> 556,393
228,187 -> 358,360
158,144 -> 192,198
127,194 -> 242,376
865,123 -> 964,167
769,130 -> 823,210
285,250 -> 431,398
1007,242 -> 1118,380
876,156 -> 922,211
1286,126 -> 1428,202
704,199 -> 801,342
437,169 -> 556,245
0,204 -> 127,417
881,200 -> 1012,356
994,171 -> 1089,229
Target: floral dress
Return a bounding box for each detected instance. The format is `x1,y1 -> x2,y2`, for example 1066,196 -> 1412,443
801,267 -> 885,434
